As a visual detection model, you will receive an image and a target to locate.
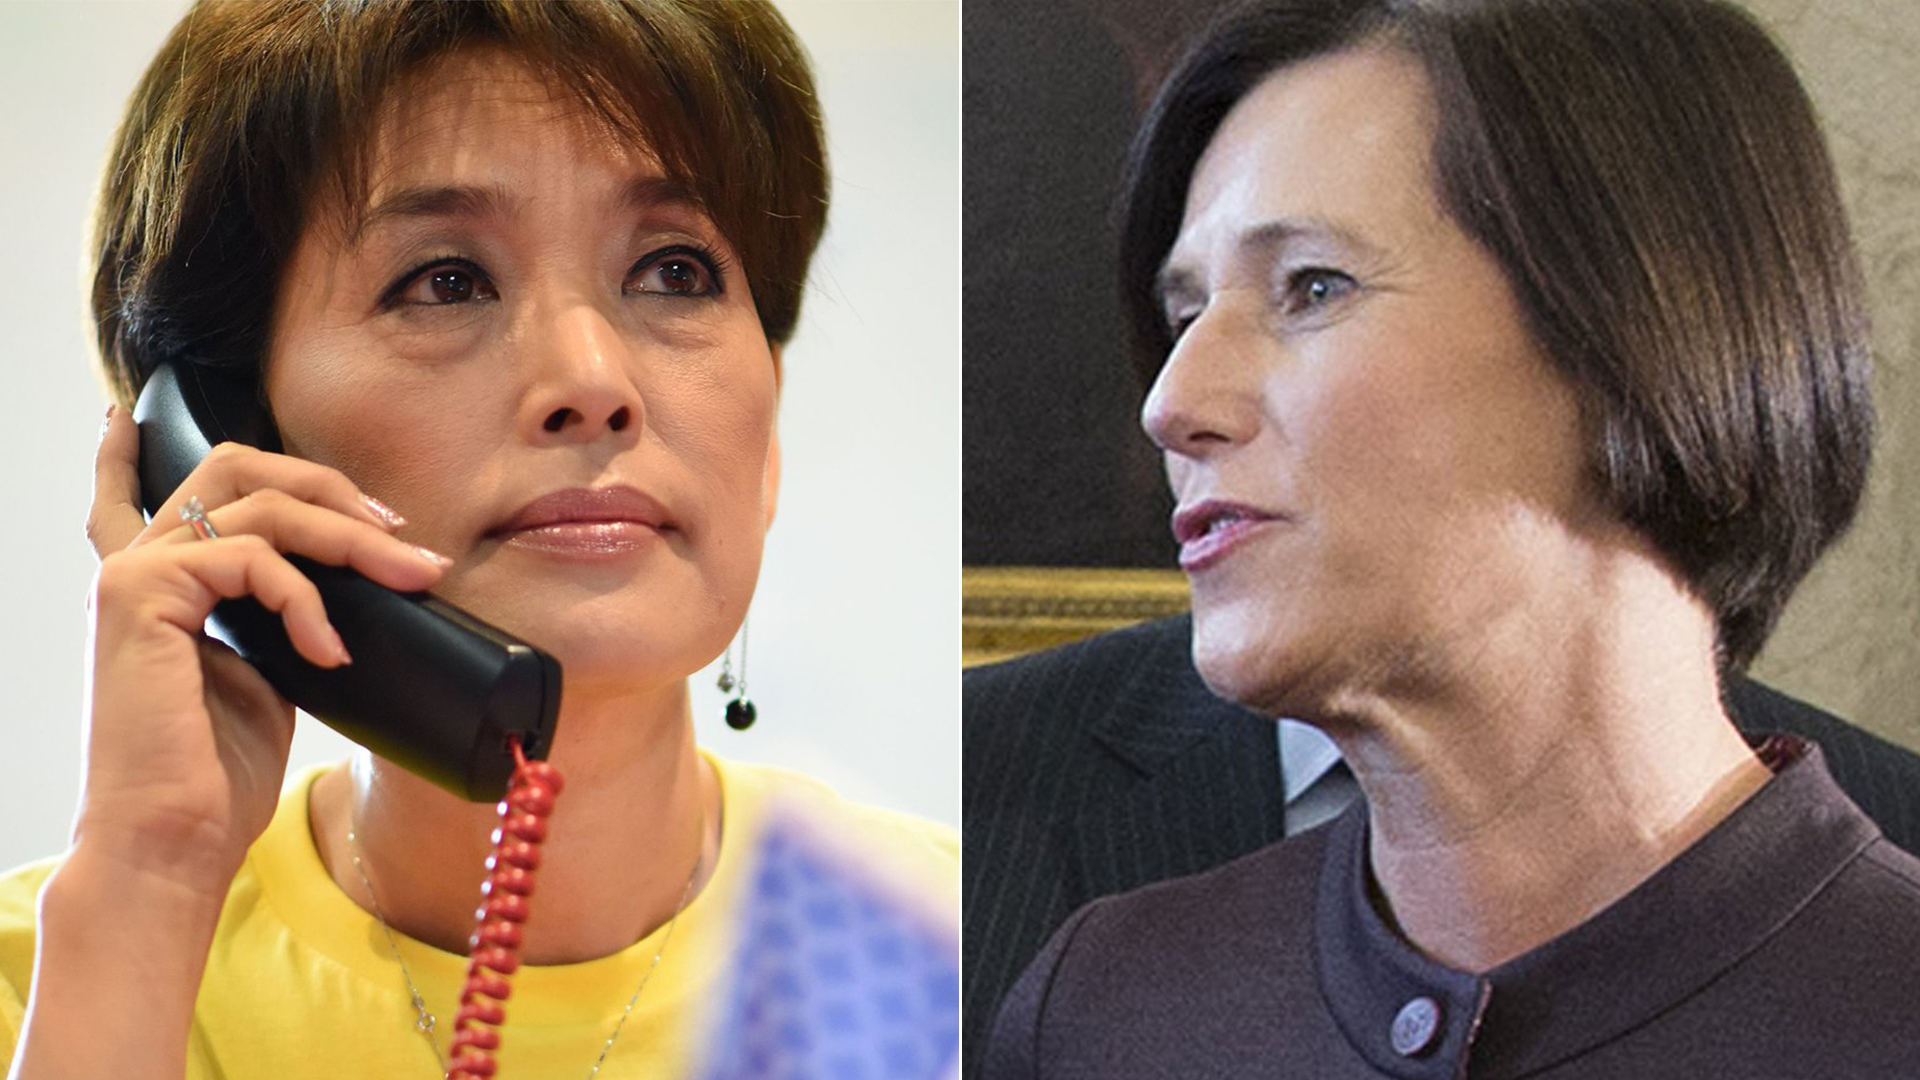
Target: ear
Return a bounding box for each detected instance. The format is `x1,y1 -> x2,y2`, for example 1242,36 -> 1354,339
763,343 -> 783,531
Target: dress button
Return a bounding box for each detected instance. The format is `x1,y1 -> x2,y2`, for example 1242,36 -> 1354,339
1390,996 -> 1443,1057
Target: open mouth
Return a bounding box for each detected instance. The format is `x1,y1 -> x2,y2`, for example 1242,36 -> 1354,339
1172,500 -> 1282,572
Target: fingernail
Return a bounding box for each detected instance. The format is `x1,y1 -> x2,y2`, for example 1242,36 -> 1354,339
360,494 -> 407,529
100,404 -> 116,438
329,627 -> 353,666
412,544 -> 453,567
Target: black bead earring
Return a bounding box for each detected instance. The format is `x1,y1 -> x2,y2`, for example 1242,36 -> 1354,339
717,617 -> 756,730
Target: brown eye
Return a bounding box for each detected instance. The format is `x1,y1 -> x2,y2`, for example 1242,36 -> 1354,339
626,246 -> 724,298
427,268 -> 478,303
385,259 -> 498,308
653,258 -> 705,294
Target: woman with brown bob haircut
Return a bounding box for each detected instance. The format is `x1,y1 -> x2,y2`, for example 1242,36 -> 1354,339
0,3 -> 955,1079
986,0 -> 1920,1075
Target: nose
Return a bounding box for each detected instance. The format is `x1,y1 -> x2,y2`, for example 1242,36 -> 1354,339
1139,305 -> 1264,457
519,299 -> 645,445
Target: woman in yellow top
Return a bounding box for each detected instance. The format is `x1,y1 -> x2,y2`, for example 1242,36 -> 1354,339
0,3 -> 954,1079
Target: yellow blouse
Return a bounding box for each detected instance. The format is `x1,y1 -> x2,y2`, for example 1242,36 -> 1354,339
0,754 -> 957,1079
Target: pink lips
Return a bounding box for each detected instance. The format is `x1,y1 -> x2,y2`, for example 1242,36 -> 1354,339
490,486 -> 672,558
1171,499 -> 1281,572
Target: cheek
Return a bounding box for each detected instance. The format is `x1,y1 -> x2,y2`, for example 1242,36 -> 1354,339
268,347 -> 509,540
1290,360 -> 1443,542
1299,328 -> 1585,529
649,342 -> 779,491
1292,329 -> 1593,637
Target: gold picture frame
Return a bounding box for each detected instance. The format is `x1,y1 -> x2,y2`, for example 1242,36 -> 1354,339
962,566 -> 1190,667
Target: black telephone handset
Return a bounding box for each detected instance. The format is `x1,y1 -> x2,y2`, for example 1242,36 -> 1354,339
131,360 -> 561,802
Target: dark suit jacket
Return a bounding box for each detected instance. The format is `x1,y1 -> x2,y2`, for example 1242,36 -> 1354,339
961,615 -> 1920,1078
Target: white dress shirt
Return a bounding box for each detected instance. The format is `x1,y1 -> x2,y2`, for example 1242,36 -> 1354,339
1278,719 -> 1359,835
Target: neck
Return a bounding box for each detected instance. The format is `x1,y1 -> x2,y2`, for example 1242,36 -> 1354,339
1317,548 -> 1769,973
310,677 -> 722,965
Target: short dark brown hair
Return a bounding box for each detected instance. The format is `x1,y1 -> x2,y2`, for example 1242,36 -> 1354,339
1120,0 -> 1874,670
93,0 -> 827,406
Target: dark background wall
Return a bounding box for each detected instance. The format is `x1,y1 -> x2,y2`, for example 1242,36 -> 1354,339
961,0 -> 1236,568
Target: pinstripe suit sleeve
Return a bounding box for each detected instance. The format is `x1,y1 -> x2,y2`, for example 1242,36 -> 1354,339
962,637 -> 1099,1073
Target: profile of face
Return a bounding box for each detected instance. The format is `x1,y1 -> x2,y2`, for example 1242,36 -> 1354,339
1143,46 -> 1602,718
266,50 -> 780,699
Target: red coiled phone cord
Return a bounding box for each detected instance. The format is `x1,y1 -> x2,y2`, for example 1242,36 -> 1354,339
445,737 -> 562,1080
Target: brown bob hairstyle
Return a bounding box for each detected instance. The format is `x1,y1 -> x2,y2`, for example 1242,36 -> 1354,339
92,0 -> 827,406
1120,0 -> 1874,671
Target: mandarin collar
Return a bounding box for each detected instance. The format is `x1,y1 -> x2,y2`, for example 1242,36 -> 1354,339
1312,739 -> 1881,1079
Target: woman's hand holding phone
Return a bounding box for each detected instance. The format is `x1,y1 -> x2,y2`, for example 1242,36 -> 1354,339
76,405 -> 451,890
6,408 -> 453,1080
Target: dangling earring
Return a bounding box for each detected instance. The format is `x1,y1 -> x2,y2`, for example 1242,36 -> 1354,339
717,617 -> 756,730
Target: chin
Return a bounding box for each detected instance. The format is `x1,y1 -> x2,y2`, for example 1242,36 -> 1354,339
437,575 -> 739,698
1188,600 -> 1299,717
548,634 -> 717,697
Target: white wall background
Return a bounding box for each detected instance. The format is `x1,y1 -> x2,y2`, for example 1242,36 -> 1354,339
0,0 -> 960,872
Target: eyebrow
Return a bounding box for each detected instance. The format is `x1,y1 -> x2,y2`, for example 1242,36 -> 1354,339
348,182 -> 509,249
1156,216 -> 1385,307
348,175 -> 706,249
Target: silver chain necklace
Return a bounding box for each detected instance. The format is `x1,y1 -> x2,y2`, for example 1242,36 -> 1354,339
348,829 -> 701,1079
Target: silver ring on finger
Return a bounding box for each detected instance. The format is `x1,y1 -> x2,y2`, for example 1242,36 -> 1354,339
180,496 -> 220,541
